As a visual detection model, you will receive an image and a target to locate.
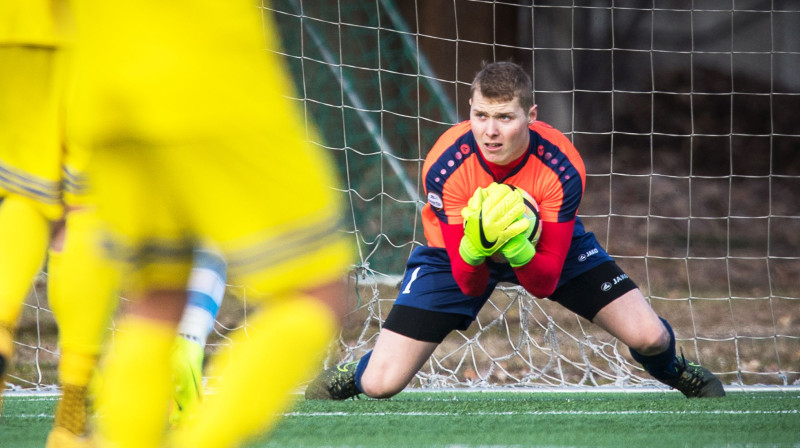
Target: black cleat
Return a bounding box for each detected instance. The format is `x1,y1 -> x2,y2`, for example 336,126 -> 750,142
304,361 -> 360,400
669,352 -> 726,398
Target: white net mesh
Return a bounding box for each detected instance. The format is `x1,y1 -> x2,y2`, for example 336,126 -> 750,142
265,0 -> 800,389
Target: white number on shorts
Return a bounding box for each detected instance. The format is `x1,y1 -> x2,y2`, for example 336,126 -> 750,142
401,267 -> 422,294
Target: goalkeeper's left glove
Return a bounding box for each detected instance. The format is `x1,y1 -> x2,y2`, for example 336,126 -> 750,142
499,231 -> 536,267
480,183 -> 528,245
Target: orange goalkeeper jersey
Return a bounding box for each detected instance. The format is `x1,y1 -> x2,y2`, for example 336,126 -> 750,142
421,120 -> 586,249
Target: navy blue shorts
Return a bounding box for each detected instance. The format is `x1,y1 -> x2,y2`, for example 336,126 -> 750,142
385,240 -> 635,342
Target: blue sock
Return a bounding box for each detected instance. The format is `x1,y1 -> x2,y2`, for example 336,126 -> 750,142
629,317 -> 678,383
353,351 -> 372,393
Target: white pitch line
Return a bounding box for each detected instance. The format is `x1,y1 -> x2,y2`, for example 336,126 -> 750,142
8,409 -> 798,420
284,409 -> 799,417
6,413 -> 53,418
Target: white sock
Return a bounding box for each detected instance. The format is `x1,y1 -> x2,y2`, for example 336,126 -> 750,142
177,249 -> 227,346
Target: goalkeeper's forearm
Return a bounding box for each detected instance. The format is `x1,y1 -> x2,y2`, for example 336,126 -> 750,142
513,220 -> 575,298
443,222 -> 490,297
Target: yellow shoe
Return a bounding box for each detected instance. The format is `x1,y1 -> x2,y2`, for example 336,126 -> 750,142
45,426 -> 96,448
169,337 -> 205,428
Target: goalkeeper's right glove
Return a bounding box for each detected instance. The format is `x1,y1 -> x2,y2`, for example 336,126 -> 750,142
499,231 -> 536,267
459,187 -> 490,265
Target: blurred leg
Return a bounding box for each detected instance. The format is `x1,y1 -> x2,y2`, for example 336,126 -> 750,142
94,291 -> 187,448
47,207 -> 121,445
0,196 -> 52,398
0,196 -> 52,332
169,283 -> 343,448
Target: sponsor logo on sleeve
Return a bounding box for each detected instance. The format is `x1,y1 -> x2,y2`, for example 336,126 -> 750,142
427,192 -> 443,209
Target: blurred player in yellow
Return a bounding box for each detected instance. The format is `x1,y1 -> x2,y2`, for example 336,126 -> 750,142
0,4 -> 119,447
0,0 -> 71,419
68,1 -> 354,447
1,2 -> 242,447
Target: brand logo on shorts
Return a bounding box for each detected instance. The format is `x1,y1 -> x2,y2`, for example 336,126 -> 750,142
601,274 -> 629,292
427,192 -> 443,209
578,248 -> 598,262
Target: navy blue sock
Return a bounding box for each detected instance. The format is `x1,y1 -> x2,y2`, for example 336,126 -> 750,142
353,350 -> 372,393
629,317 -> 679,383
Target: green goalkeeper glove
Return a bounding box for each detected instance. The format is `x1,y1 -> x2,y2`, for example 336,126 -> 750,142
498,186 -> 540,267
459,187 -> 489,265
481,183 -> 528,241
459,183 -> 529,265
499,231 -> 536,267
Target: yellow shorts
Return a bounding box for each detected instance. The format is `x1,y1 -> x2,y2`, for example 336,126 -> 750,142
0,0 -> 72,47
0,0 -> 79,219
73,1 -> 354,298
61,144 -> 92,209
90,146 -> 353,300
0,46 -> 66,221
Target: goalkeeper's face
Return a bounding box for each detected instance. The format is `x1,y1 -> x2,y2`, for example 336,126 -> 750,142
469,90 -> 538,166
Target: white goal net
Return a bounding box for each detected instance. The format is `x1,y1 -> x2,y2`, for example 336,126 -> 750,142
7,0 -> 800,392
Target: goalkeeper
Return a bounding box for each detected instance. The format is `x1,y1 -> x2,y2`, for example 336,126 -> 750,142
306,61 -> 725,401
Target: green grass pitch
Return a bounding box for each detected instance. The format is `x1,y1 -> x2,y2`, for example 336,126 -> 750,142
3,390 -> 799,447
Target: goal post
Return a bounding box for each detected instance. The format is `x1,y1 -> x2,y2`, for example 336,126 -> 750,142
6,0 -> 799,392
